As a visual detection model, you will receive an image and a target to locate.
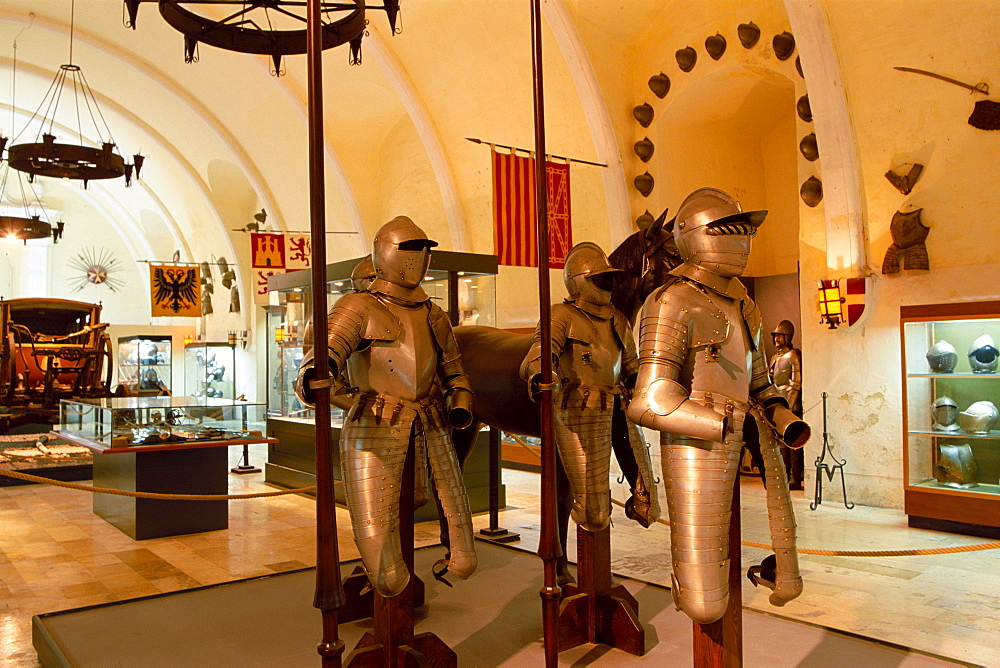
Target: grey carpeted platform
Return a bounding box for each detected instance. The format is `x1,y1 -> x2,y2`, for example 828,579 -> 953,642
33,541 -> 960,667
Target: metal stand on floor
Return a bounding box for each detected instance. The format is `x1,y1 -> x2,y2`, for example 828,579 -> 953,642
231,443 -> 262,475
477,428 -> 520,544
810,392 -> 854,510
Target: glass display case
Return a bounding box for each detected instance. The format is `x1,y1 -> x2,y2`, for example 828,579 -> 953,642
117,335 -> 172,396
58,396 -> 266,449
184,342 -> 236,400
901,300 -> 1000,537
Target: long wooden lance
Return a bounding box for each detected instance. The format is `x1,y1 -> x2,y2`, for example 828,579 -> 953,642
307,0 -> 346,665
530,1 -> 562,665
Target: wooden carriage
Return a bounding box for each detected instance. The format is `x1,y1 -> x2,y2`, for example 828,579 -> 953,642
1,297 -> 113,414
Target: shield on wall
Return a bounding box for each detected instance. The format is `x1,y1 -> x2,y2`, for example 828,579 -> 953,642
840,277 -> 870,328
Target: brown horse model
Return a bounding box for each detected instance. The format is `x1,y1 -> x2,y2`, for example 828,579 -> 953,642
448,210 -> 678,581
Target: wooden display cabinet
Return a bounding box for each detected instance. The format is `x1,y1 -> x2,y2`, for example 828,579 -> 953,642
901,301 -> 1000,538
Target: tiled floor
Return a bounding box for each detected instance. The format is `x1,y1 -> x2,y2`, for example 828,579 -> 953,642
2,445 -> 998,666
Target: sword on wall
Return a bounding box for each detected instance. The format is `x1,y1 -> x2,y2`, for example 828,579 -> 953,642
894,66 -> 999,130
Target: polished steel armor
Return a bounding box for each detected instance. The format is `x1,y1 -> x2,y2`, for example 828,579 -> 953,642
672,187 -> 766,278
967,334 -> 999,374
296,218 -> 476,597
930,396 -> 961,432
958,400 -> 999,433
350,254 -> 376,292
769,320 -> 802,414
562,241 -> 621,309
371,215 -> 437,299
627,188 -> 807,624
769,319 -> 804,488
926,339 -> 958,373
521,242 -> 659,532
934,443 -> 978,488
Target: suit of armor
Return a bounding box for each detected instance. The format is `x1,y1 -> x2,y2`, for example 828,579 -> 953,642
769,320 -> 804,488
626,188 -> 807,624
297,217 -> 476,597
521,242 -> 659,533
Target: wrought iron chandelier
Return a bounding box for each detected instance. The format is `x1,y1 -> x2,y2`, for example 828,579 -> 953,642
7,0 -> 142,188
0,144 -> 65,245
123,1 -> 401,75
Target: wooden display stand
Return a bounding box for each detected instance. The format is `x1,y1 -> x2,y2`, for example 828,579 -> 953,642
344,444 -> 456,667
557,524 -> 645,656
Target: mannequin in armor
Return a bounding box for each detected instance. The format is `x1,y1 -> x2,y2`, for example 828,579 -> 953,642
626,188 -> 809,624
520,242 -> 660,535
295,217 -> 477,597
769,320 -> 804,490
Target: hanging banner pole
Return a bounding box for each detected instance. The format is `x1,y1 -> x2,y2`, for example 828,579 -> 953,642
307,1 -> 345,665
530,1 -> 561,665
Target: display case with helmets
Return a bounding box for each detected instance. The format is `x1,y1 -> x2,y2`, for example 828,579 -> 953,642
901,301 -> 1000,538
183,341 -> 236,400
117,335 -> 172,396
263,250 -> 501,519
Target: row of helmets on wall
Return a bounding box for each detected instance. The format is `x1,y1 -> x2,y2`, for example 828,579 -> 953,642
629,21 -> 821,231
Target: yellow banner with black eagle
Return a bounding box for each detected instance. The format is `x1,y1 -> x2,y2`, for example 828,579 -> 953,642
150,264 -> 201,317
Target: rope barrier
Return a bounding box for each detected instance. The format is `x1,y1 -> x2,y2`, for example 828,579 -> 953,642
7,441 -> 1000,558
508,435 -> 1000,558
0,468 -> 319,500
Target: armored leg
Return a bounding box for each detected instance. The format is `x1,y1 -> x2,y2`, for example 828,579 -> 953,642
750,407 -> 803,607
413,435 -> 431,509
554,405 -> 613,532
662,411 -> 743,624
556,462 -> 574,585
424,423 -> 477,580
340,420 -> 411,598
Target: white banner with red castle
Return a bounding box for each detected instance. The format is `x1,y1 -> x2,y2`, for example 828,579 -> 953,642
251,233 -> 311,304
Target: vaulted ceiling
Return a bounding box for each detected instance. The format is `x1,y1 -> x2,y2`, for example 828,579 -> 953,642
0,0 -> 812,331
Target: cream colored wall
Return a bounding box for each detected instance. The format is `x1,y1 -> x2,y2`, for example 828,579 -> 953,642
795,0 -> 1000,509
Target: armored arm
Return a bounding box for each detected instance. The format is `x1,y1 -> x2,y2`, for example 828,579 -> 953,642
750,348 -> 810,448
519,305 -> 570,401
430,306 -> 474,429
293,295 -> 366,407
785,349 -> 803,412
615,311 -> 639,392
625,287 -> 727,441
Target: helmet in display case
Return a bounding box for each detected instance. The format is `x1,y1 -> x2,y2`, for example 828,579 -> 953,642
930,396 -> 960,432
925,340 -> 958,373
967,334 -> 999,374
958,400 -> 999,433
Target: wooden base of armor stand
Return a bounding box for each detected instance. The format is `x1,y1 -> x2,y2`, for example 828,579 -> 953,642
557,524 -> 645,656
345,440 -> 455,667
692,476 -> 743,667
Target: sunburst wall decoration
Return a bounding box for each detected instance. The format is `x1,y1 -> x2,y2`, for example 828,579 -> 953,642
68,247 -> 124,292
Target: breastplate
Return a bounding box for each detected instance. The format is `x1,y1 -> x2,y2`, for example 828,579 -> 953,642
559,316 -> 621,389
685,293 -> 751,403
347,302 -> 437,402
769,349 -> 796,388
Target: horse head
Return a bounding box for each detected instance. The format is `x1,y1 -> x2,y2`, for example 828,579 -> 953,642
608,207 -> 681,325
